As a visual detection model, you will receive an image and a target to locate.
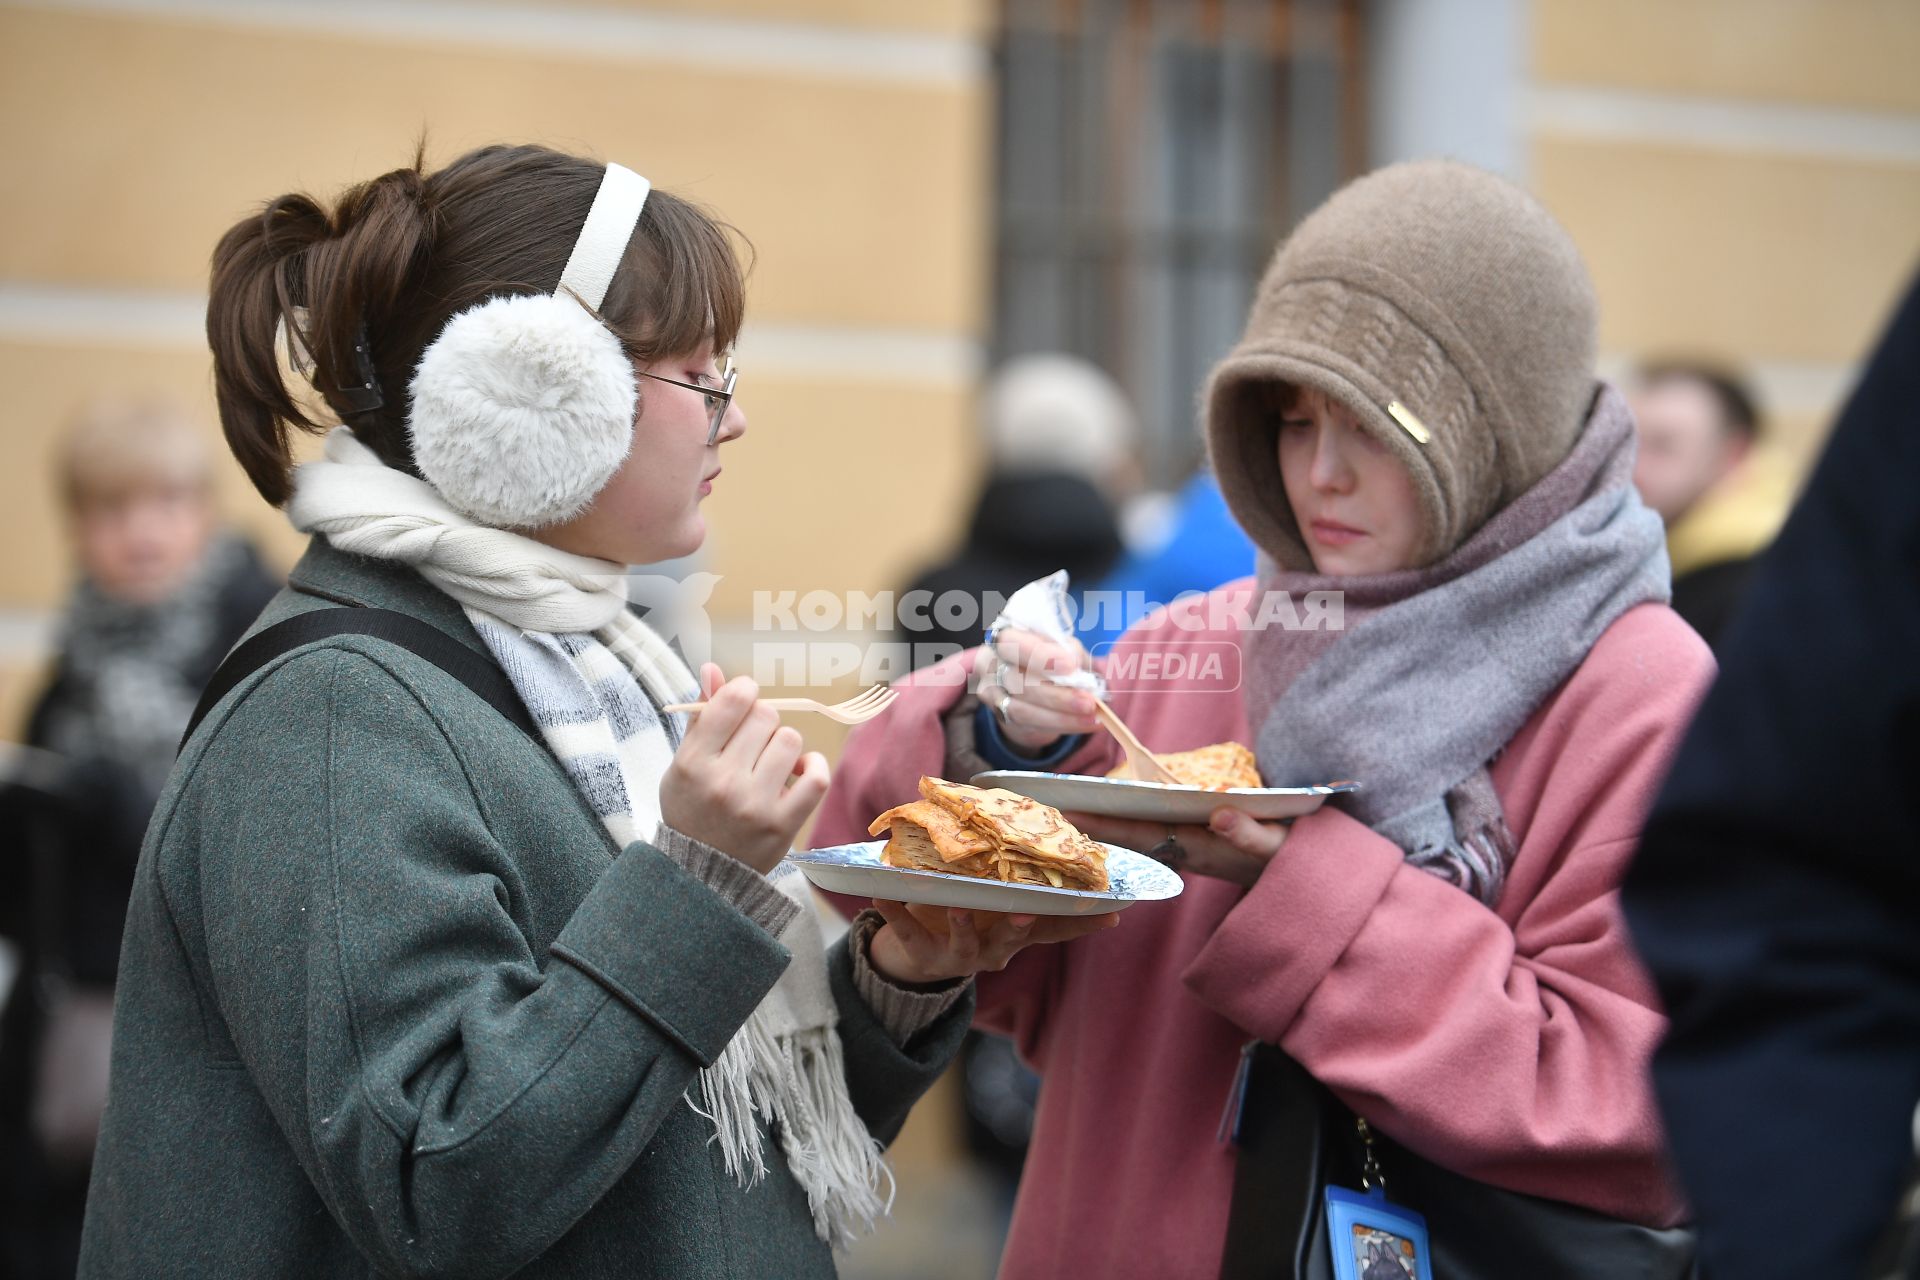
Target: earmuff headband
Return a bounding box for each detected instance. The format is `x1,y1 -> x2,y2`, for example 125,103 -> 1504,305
408,159 -> 653,528
556,163 -> 651,311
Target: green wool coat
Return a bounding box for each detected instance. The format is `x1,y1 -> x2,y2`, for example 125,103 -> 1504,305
78,538 -> 970,1279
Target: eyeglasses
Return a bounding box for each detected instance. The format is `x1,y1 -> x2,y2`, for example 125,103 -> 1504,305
635,356 -> 739,444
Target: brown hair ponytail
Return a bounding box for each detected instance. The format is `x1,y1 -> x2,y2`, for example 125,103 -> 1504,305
208,154 -> 432,505
206,143 -> 747,508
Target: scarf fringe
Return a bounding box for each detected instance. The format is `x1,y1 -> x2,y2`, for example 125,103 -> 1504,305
1405,828 -> 1514,907
690,1022 -> 893,1249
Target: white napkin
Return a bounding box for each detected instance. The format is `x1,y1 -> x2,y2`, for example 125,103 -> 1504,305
984,570 -> 1107,698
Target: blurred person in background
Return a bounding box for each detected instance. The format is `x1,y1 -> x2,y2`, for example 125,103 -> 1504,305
1629,361 -> 1792,651
899,353 -> 1133,660
0,398 -> 276,1279
895,352 -> 1139,1238
1623,273 -> 1920,1280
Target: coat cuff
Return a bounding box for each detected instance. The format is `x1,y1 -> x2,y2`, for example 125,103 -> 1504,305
846,909 -> 970,1045
941,687 -> 1088,780
550,841 -> 791,1066
649,821 -> 800,939
941,689 -> 997,782
973,703 -> 1089,771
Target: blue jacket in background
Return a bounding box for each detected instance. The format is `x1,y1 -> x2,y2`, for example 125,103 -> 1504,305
1078,472 -> 1256,651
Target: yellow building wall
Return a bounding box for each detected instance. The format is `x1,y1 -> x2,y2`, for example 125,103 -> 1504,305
1528,0 -> 1920,469
530,0 -> 991,38
0,0 -> 991,730
1535,0 -> 1920,114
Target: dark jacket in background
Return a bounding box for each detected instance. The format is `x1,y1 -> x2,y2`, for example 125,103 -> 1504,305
1666,556 -> 1758,654
1622,272 -> 1920,1279
902,470 -> 1124,659
78,539 -> 970,1279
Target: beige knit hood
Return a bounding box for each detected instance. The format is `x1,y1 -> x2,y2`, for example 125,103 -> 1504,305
1205,159 -> 1601,570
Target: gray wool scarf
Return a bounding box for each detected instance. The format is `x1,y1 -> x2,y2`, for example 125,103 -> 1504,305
1244,384 -> 1670,905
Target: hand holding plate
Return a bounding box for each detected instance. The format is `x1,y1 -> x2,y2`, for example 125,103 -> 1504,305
865,900 -> 1118,986
1064,807 -> 1288,888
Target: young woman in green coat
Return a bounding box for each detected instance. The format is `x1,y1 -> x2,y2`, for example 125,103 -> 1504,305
79,143 -> 1107,1279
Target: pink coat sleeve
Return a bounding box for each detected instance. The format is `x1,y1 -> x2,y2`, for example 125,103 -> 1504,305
1182,608 -> 1711,1226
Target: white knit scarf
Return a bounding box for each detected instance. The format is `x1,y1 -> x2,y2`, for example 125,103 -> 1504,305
288,427 -> 889,1246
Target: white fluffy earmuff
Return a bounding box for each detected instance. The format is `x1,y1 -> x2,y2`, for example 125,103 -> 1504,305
407,163 -> 652,528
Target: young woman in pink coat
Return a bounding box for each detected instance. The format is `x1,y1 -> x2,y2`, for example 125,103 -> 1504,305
814,159 -> 1712,1279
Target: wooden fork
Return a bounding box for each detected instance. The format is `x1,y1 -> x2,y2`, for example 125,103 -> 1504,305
1091,700 -> 1184,784
660,685 -> 898,725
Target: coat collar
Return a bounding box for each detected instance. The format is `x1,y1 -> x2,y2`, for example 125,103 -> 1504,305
283,534 -> 628,858
285,536 -> 488,655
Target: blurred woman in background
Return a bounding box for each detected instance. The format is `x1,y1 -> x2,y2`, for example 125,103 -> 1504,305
1,399 -> 275,1279
900,353 -> 1134,663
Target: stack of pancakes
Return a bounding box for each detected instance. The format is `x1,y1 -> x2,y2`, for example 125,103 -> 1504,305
1107,741 -> 1262,790
869,777 -> 1110,892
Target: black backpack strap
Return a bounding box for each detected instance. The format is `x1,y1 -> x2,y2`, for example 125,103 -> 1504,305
180,607 -> 540,755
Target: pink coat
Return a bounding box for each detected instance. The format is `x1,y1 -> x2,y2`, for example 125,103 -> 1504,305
814,581 -> 1712,1279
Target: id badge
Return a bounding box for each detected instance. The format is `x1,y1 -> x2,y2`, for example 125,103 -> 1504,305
1325,1185 -> 1433,1280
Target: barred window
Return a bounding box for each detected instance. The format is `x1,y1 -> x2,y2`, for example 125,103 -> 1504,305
992,0 -> 1367,484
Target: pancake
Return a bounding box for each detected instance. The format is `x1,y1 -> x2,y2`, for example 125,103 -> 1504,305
1106,741 -> 1262,790
867,800 -> 997,876
869,777 -> 1110,892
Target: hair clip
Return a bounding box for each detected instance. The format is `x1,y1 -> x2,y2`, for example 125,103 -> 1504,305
280,308 -> 316,379
335,323 -> 385,415
1387,400 -> 1431,445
